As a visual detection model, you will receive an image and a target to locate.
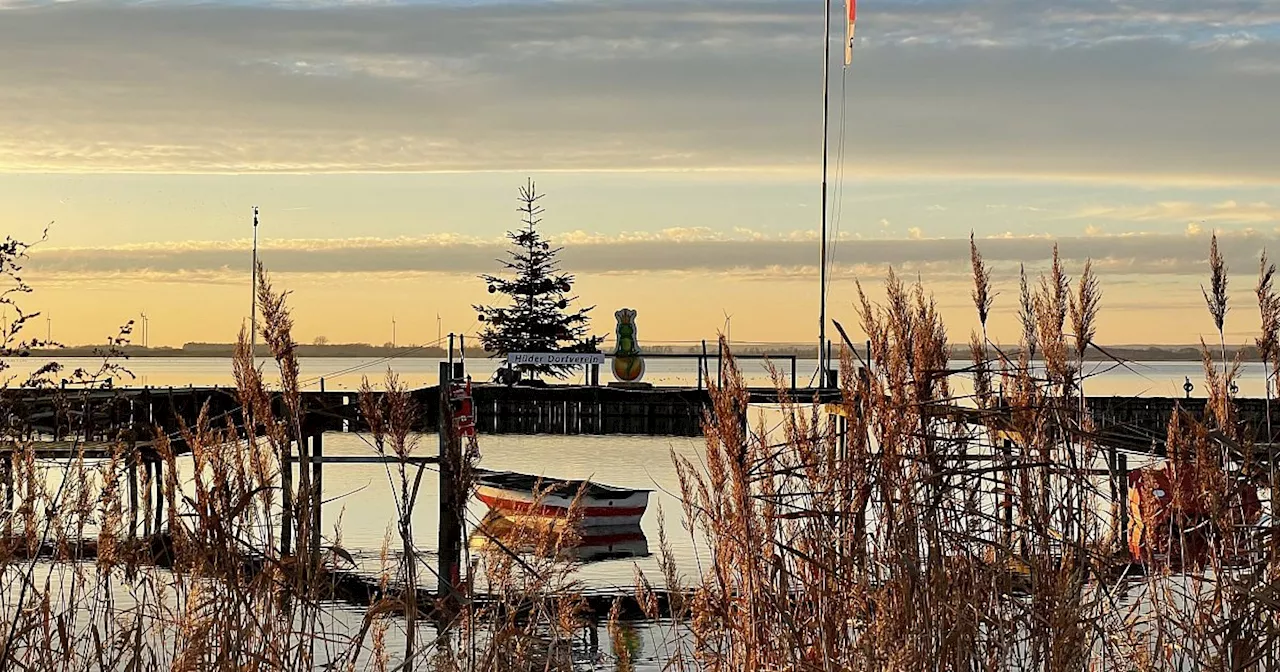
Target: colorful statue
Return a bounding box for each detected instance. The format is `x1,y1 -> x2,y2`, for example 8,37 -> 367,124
612,308 -> 645,382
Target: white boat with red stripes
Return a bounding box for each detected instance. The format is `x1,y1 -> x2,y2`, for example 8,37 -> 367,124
469,511 -> 650,562
474,470 -> 650,528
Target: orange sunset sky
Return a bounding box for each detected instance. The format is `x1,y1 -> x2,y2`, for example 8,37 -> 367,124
2,0 -> 1279,349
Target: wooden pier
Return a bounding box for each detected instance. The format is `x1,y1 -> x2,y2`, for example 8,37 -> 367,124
1,381 -> 842,447
4,369 -> 1277,628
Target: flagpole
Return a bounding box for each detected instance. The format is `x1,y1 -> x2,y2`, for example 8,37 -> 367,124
251,206 -> 259,363
819,0 -> 832,387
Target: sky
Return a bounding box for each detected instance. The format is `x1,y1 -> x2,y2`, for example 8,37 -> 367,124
2,0 -> 1280,348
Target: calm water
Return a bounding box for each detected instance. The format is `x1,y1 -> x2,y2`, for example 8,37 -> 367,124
7,356 -> 1270,589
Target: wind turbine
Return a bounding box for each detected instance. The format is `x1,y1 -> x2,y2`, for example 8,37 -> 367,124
722,309 -> 733,348
140,311 -> 149,348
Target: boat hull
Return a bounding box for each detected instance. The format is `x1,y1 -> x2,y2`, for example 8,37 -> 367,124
476,484 -> 649,528
469,512 -> 650,562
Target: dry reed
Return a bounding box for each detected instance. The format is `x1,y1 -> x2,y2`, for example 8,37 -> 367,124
6,228 -> 1280,671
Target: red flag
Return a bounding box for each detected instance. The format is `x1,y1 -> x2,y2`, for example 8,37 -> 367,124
844,0 -> 857,66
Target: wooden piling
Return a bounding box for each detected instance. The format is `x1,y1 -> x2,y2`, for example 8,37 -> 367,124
143,460 -> 153,538
436,361 -> 464,622
154,458 -> 164,534
127,445 -> 138,540
2,454 -> 12,514
1001,439 -> 1014,548
281,438 -> 294,556
1108,446 -> 1120,542
1117,453 -> 1129,547
312,432 -> 323,561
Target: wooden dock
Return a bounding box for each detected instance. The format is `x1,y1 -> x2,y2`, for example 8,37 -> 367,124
1,382 -> 843,448
4,371 -> 1276,628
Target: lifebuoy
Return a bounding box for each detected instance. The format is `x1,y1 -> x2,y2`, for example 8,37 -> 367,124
449,379 -> 477,437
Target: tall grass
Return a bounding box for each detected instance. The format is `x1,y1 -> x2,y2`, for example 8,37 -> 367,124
5,229 -> 1280,671
0,257 -> 599,670
664,236 -> 1280,670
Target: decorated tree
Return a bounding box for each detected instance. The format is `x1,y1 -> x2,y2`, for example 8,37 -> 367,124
475,180 -> 602,380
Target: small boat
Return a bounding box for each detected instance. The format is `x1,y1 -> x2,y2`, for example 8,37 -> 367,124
474,470 -> 650,528
469,512 -> 650,563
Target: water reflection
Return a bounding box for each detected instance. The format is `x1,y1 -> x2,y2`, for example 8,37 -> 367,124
469,511 -> 650,563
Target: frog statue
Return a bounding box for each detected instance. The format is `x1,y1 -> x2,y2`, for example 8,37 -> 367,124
612,308 -> 645,383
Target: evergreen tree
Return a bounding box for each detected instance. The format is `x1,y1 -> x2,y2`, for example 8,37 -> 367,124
475,180 -> 602,380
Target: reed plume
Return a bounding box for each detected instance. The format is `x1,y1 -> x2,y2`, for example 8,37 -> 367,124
1068,259 -> 1100,361
970,231 -> 994,331
1203,232 -> 1229,338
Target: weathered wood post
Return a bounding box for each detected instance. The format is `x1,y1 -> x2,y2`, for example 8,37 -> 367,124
127,442 -> 139,540
154,457 -> 164,534
1117,453 -> 1129,549
717,339 -> 724,388
701,340 -> 708,391
2,454 -> 12,515
1108,445 -> 1120,543
437,361 -> 464,621
826,340 -> 835,389
281,405 -> 294,557
143,460 -> 153,538
1002,439 -> 1014,548
312,431 -> 323,562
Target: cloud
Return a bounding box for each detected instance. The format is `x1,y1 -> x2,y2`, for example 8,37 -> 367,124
0,0 -> 1277,182
26,229 -> 1280,282
1075,200 -> 1280,224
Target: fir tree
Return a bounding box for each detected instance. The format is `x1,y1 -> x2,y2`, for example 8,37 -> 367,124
475,180 -> 603,380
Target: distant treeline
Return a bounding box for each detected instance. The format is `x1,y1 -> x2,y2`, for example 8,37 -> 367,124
26,342 -> 450,358
18,342 -> 1257,362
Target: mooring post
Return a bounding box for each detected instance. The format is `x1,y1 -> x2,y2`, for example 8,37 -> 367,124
1117,453 -> 1129,548
717,339 -> 724,388
2,453 -> 12,515
1002,440 -> 1014,548
143,460 -> 153,538
281,437 -> 294,557
701,340 -> 708,390
826,340 -> 835,389
791,356 -> 797,393
154,457 -> 164,534
320,377 -> 325,393
312,431 -> 323,561
127,443 -> 139,540
437,361 -> 463,621
1107,445 -> 1120,542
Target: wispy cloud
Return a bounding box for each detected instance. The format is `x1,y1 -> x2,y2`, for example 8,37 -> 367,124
1074,200 -> 1280,224
0,0 -> 1277,182
27,229 -> 1280,282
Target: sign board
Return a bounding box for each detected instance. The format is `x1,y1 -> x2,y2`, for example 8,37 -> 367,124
507,352 -> 605,366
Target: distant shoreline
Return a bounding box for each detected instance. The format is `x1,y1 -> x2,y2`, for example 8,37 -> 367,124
15,343 -> 1269,363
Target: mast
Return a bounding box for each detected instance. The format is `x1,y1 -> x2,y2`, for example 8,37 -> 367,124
819,0 -> 832,386
251,206 -> 259,360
